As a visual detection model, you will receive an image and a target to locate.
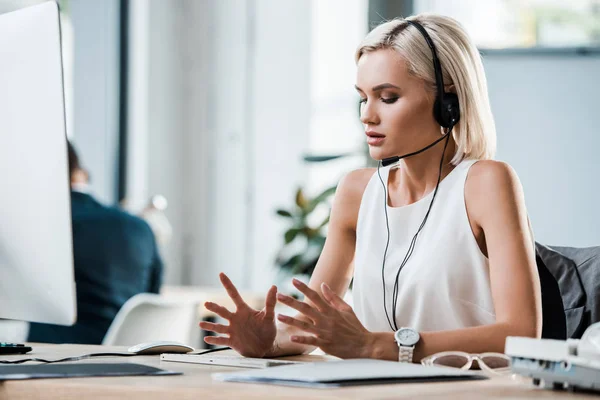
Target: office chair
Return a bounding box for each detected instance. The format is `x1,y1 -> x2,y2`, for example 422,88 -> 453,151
102,293 -> 200,347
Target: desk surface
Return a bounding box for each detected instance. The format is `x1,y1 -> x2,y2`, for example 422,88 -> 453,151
0,344 -> 595,400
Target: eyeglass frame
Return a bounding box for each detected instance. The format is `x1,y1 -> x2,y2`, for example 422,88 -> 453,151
420,351 -> 512,374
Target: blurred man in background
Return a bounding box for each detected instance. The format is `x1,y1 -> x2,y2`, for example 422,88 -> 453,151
28,142 -> 164,344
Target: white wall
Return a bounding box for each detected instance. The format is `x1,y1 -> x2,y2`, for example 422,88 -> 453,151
190,0 -> 254,288
484,52 -> 600,247
70,0 -> 120,204
146,0 -> 186,285
125,0 -> 149,213
249,0 -> 312,290
127,0 -> 312,288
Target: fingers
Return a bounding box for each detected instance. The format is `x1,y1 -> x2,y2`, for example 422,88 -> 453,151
219,273 -> 248,310
290,335 -> 320,346
276,293 -> 320,321
277,314 -> 319,334
263,285 -> 277,320
203,336 -> 231,347
321,283 -> 352,312
291,279 -> 329,312
204,301 -> 233,320
199,321 -> 229,334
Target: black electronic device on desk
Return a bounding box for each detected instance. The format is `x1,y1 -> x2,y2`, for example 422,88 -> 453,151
0,343 -> 32,355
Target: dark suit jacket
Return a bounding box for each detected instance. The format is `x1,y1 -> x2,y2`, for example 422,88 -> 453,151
28,191 -> 163,344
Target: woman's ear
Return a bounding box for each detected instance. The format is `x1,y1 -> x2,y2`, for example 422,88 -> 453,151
446,84 -> 456,94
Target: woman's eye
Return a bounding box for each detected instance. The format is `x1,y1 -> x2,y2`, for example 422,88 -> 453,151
381,97 -> 399,104
359,98 -> 367,104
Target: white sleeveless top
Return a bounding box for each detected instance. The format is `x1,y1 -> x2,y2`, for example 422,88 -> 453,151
352,159 -> 496,333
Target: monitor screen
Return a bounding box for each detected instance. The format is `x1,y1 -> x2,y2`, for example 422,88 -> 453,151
0,1 -> 76,325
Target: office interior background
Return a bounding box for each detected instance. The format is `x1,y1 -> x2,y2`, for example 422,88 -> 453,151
1,0 -> 599,293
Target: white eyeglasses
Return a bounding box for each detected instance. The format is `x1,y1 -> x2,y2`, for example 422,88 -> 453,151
421,351 -> 511,374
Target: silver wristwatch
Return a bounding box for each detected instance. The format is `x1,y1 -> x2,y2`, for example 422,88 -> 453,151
394,327 -> 420,363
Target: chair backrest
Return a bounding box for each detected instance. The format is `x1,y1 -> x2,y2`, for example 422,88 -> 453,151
535,242 -> 596,339
102,293 -> 199,347
552,244 -> 600,331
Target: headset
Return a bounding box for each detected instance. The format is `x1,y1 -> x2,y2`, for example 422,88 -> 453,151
374,19 -> 461,331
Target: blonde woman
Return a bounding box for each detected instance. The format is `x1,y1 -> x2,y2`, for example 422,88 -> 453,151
200,14 -> 542,363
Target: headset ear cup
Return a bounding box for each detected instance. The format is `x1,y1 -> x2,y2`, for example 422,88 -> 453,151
434,93 -> 460,128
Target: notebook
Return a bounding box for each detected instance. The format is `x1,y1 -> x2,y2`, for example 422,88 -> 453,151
212,358 -> 487,388
0,363 -> 180,381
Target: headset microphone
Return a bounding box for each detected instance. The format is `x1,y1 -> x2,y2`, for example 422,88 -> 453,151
381,133 -> 451,167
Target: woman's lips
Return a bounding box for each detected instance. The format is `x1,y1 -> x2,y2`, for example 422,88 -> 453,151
366,132 -> 385,146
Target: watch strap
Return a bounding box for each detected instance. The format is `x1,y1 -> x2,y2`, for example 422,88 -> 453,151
398,345 -> 414,363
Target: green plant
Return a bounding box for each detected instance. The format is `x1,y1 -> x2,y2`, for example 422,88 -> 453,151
58,0 -> 70,14
274,185 -> 337,277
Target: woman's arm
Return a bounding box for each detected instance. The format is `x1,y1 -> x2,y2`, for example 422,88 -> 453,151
265,168 -> 375,357
367,160 -> 542,361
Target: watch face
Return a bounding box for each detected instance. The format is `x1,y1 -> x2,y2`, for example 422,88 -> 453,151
395,328 -> 420,346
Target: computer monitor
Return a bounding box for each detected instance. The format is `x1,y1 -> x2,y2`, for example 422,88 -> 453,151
0,1 -> 76,325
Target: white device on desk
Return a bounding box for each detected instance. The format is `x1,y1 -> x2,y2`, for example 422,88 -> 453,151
505,322 -> 600,392
161,353 -> 304,369
0,0 -> 76,355
128,341 -> 194,355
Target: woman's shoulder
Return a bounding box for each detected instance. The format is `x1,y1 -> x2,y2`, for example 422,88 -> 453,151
331,168 -> 378,231
466,159 -> 521,189
336,167 -> 378,200
465,159 -> 525,222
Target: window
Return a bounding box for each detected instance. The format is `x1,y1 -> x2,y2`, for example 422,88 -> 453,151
414,0 -> 600,49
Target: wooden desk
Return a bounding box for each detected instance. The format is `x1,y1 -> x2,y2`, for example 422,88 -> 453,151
0,344 -> 594,399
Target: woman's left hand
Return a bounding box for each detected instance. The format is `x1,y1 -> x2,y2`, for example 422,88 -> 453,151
276,278 -> 374,359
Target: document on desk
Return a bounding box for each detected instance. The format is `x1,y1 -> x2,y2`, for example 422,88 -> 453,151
212,359 -> 487,388
161,352 -> 303,368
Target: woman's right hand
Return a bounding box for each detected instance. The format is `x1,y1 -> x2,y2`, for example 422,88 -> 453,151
199,272 -> 278,358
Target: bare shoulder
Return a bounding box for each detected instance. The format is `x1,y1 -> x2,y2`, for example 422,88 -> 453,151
466,160 -> 523,197
465,160 -> 526,226
336,168 -> 377,199
331,168 -> 377,231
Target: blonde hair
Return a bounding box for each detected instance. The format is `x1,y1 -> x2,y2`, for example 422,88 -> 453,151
356,14 -> 496,165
